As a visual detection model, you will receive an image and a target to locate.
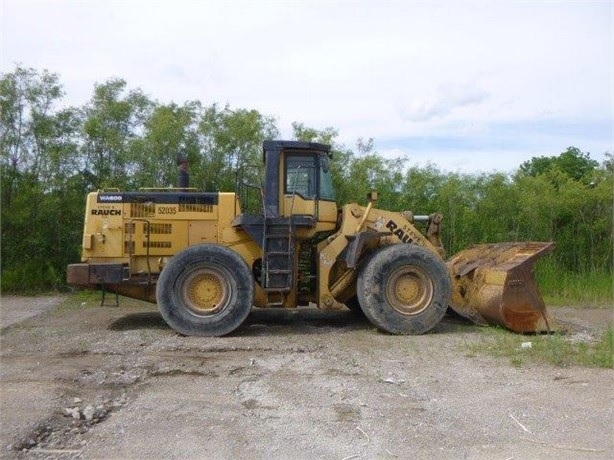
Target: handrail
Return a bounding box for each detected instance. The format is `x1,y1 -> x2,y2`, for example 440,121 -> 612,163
138,187 -> 198,191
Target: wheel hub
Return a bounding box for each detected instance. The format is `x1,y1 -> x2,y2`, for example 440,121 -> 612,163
386,266 -> 434,316
183,269 -> 228,315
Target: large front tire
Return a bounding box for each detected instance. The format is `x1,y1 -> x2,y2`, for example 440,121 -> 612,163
156,244 -> 254,337
357,244 -> 451,335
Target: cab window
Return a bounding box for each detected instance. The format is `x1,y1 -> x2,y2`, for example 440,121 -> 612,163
286,155 -> 316,199
285,153 -> 335,201
318,156 -> 335,201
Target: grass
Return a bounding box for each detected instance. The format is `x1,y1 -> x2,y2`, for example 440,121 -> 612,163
50,289 -> 155,313
536,261 -> 613,307
48,289 -> 101,312
467,326 -> 614,369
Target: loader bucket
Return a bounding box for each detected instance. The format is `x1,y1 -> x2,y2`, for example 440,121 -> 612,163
446,242 -> 556,333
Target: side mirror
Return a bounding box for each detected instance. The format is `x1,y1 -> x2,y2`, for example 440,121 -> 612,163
319,155 -> 329,173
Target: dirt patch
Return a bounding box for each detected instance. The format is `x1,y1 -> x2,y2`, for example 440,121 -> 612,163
0,295 -> 67,329
554,306 -> 614,333
0,295 -> 612,459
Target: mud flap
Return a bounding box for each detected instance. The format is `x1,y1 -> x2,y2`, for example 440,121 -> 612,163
446,242 -> 556,333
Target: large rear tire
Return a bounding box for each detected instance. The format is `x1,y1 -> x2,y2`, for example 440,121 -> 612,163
357,244 -> 451,334
156,244 -> 254,337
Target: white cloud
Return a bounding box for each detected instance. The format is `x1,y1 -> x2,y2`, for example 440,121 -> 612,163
398,83 -> 490,122
1,0 -> 611,172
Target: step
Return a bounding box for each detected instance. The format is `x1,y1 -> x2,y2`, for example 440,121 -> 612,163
266,302 -> 285,307
264,287 -> 291,293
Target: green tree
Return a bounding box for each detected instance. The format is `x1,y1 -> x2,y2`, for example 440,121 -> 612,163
429,171 -> 477,254
515,147 -> 612,273
129,101 -> 203,188
2,63 -> 610,298
518,146 -> 598,184
340,139 -> 406,210
291,122 -> 338,145
198,104 -> 279,192
1,65 -> 82,291
80,78 -> 154,189
473,173 -> 520,242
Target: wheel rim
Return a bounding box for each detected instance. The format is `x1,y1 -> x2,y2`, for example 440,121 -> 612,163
386,265 -> 434,315
182,267 -> 230,315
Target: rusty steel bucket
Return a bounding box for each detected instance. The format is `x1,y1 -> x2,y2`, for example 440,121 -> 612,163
446,242 -> 556,333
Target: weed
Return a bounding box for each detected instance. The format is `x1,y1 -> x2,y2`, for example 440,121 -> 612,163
536,261 -> 613,307
467,326 -> 614,369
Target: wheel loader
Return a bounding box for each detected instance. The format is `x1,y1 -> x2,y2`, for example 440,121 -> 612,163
67,140 -> 555,336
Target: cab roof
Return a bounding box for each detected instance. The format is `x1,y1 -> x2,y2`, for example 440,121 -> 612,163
262,140 -> 331,162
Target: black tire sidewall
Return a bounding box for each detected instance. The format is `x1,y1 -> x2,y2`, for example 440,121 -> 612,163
345,295 -> 366,317
157,244 -> 253,336
357,244 -> 450,334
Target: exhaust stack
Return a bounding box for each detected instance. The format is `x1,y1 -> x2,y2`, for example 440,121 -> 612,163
177,155 -> 189,188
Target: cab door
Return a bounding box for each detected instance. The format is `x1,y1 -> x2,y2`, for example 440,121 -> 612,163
282,153 -> 318,219
281,152 -> 337,229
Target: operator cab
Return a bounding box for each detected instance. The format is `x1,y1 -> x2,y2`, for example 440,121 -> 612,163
233,141 -> 338,242
260,140 -> 337,229
278,143 -> 337,227
232,141 -> 339,299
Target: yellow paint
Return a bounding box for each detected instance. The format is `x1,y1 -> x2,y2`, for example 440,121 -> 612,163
483,269 -> 507,286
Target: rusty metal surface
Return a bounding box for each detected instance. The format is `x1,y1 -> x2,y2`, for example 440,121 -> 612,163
67,263 -> 129,285
446,242 -> 556,333
67,263 -> 157,303
89,264 -> 127,284
66,264 -> 91,286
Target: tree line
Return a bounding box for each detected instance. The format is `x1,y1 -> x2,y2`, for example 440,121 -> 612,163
1,65 -> 612,293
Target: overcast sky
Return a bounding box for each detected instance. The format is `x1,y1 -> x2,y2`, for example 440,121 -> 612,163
2,0 -> 612,173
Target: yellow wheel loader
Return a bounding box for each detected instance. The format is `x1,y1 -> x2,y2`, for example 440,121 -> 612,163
67,140 -> 555,336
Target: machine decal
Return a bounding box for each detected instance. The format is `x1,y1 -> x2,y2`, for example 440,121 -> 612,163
158,206 -> 177,215
320,252 -> 334,266
91,209 -> 122,216
99,195 -> 123,202
386,219 -> 414,243
97,192 -> 219,205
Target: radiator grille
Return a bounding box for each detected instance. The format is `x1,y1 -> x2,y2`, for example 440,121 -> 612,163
147,223 -> 172,234
178,203 -> 214,213
143,241 -> 172,248
124,241 -> 135,254
131,203 -> 155,218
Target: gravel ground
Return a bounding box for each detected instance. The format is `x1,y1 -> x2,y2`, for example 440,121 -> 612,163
0,296 -> 67,329
0,295 -> 612,460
